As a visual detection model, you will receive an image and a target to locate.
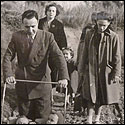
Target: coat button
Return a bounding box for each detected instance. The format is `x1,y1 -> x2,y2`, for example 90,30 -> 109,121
90,84 -> 92,86
99,68 -> 100,72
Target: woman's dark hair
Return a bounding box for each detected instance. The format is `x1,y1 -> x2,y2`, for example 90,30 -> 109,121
96,11 -> 113,22
22,10 -> 38,22
45,3 -> 60,16
62,47 -> 74,58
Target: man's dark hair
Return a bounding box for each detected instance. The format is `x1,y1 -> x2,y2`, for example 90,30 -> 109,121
22,10 -> 38,22
96,11 -> 113,22
45,3 -> 60,16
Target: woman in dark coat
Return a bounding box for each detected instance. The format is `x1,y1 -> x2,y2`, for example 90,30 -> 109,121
76,12 -> 97,114
38,3 -> 67,103
78,11 -> 122,124
38,3 -> 67,50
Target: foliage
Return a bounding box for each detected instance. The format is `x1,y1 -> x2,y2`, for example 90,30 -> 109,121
60,4 -> 92,29
1,1 -> 124,65
60,1 -> 124,30
1,2 -> 124,123
1,1 -> 124,29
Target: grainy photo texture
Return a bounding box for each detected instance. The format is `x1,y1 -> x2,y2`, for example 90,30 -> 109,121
1,1 -> 124,124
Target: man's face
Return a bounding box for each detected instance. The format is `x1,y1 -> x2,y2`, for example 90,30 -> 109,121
23,17 -> 38,37
46,6 -> 57,20
97,20 -> 110,33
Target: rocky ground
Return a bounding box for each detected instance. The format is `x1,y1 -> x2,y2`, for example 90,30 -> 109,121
1,71 -> 124,124
53,80 -> 124,124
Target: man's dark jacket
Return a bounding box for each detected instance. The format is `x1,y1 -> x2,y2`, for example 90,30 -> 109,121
3,29 -> 69,99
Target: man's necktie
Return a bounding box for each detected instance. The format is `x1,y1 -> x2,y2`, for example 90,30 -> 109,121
28,36 -> 33,53
28,36 -> 33,49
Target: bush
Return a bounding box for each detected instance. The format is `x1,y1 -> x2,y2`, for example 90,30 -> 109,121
60,4 -> 91,29
1,1 -> 124,66
2,10 -> 22,32
60,1 -> 124,30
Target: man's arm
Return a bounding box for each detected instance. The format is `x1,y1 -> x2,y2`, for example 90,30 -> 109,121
112,34 -> 121,82
3,33 -> 16,84
48,34 -> 69,87
77,30 -> 90,75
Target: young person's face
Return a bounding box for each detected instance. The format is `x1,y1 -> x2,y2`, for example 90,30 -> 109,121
97,20 -> 110,33
23,17 -> 38,37
63,50 -> 72,62
46,114 -> 58,124
46,6 -> 57,20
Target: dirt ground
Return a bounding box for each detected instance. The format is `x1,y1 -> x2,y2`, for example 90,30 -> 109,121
1,78 -> 124,124
1,67 -> 124,124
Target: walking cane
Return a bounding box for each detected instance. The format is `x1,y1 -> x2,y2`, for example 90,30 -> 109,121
64,86 -> 68,123
1,82 -> 7,124
16,79 -> 58,84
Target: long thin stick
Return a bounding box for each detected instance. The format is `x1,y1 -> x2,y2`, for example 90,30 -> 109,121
64,86 -> 68,123
1,82 -> 7,124
16,79 -> 58,84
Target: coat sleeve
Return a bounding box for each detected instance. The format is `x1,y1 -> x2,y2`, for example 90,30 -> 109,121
112,34 -> 121,77
38,19 -> 43,30
80,27 -> 88,41
77,31 -> 90,75
56,23 -> 67,49
3,33 -> 16,80
80,24 -> 94,41
48,34 -> 69,80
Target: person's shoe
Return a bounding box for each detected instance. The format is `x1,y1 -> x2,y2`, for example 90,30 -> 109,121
85,121 -> 92,124
117,112 -> 124,124
8,117 -> 17,124
51,98 -> 55,105
16,115 -> 29,124
71,100 -> 74,105
94,121 -> 101,124
120,113 -> 124,121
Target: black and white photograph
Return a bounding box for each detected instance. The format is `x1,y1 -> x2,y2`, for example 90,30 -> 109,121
1,1 -> 124,124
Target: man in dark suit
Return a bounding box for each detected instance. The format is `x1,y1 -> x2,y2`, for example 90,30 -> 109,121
3,10 -> 69,124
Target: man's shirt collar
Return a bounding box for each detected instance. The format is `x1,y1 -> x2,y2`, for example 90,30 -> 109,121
27,33 -> 36,40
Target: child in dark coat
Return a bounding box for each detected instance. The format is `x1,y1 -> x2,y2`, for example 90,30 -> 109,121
57,47 -> 78,105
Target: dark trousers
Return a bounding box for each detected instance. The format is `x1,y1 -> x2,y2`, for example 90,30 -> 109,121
17,95 -> 51,123
48,57 -> 58,88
